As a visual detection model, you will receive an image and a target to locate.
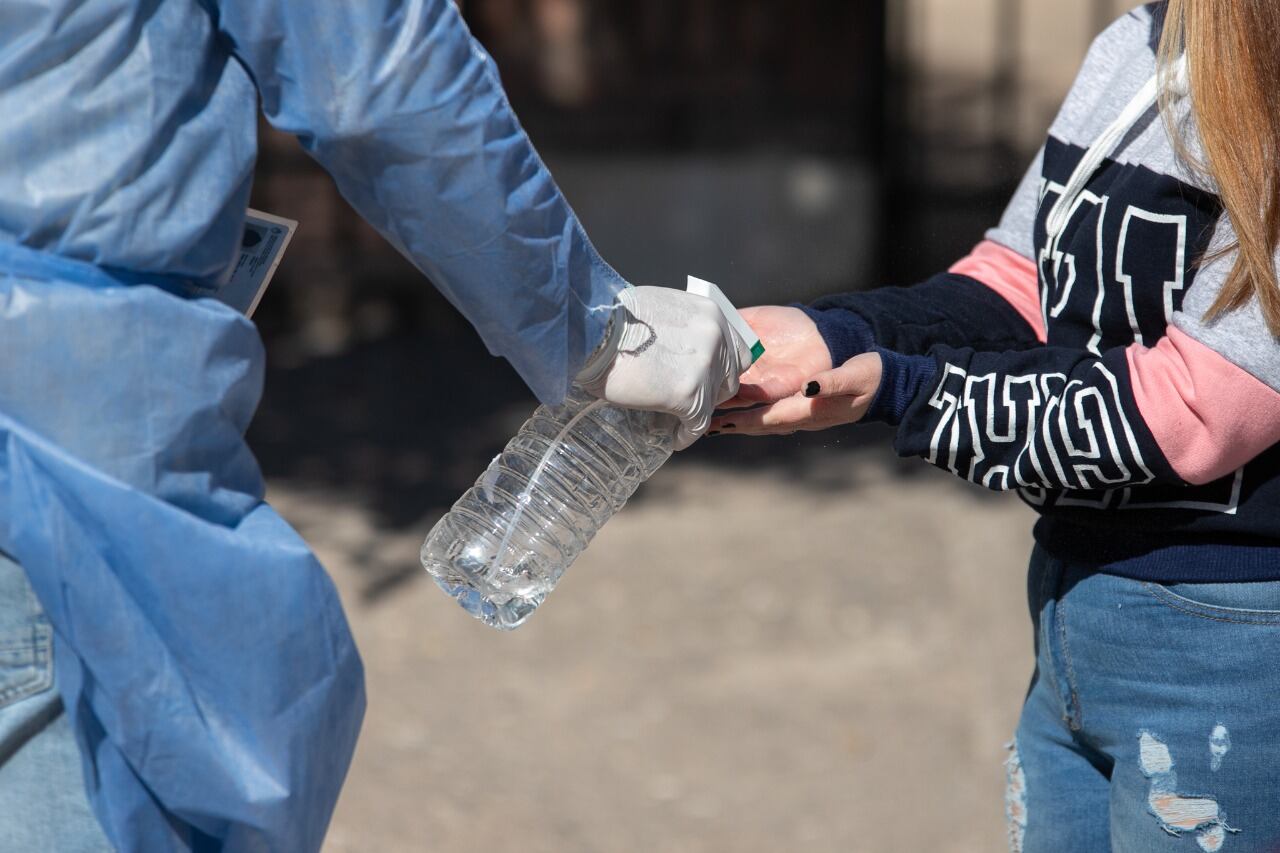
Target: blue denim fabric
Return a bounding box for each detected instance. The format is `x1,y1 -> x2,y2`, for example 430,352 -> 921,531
0,553 -> 111,852
1010,546 -> 1280,852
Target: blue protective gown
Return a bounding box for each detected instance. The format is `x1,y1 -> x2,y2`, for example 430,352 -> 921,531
0,0 -> 624,850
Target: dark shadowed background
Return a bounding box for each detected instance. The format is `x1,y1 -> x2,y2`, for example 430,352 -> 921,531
240,2 -> 1135,850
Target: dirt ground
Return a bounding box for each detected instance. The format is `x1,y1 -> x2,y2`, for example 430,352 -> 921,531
268,434 -> 1038,853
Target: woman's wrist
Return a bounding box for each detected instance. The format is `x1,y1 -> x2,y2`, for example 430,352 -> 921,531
793,304 -> 876,368
862,348 -> 938,426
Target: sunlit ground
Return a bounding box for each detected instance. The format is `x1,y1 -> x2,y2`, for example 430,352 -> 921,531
267,436 -> 1035,853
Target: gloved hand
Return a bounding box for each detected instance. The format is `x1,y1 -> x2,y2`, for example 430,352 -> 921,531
577,286 -> 752,450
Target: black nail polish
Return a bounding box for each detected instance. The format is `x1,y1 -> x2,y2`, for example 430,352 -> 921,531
804,381 -> 820,397
723,423 -> 736,429
707,430 -> 721,436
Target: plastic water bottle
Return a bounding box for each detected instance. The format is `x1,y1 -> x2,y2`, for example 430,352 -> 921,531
420,388 -> 679,629
421,277 -> 761,629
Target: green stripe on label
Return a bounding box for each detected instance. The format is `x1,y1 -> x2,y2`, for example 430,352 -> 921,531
750,341 -> 766,363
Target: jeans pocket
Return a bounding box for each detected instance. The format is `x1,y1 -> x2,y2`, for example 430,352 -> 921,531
1144,578 -> 1280,624
0,553 -> 53,708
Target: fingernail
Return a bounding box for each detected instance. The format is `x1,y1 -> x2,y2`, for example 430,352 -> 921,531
804,381 -> 820,397
722,423 -> 736,429
707,430 -> 721,436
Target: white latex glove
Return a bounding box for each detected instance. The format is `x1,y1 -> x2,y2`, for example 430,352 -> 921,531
577,286 -> 752,450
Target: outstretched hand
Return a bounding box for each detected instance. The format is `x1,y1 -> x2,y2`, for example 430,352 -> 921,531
710,351 -> 883,436
719,306 -> 833,409
710,303 -> 884,436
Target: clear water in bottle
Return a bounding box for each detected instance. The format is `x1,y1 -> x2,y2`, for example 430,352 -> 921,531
421,385 -> 679,630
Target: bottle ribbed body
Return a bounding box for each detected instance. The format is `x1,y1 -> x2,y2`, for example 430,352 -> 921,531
421,386 -> 678,629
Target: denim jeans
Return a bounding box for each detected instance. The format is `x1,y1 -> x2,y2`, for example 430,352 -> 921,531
1009,546 -> 1280,852
0,553 -> 112,851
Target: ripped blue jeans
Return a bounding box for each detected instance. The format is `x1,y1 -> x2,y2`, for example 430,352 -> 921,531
1008,546 -> 1280,853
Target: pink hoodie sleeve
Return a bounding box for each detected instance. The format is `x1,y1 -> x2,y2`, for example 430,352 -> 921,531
1126,326 -> 1280,485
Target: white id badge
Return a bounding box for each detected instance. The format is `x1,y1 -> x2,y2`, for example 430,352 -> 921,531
218,208 -> 298,316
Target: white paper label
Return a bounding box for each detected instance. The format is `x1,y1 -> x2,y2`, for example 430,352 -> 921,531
686,275 -> 764,364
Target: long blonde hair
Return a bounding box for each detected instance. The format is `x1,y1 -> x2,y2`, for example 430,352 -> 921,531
1160,0 -> 1280,335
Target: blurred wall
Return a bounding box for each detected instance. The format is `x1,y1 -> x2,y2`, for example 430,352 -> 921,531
883,0 -> 1141,281
463,1 -> 885,304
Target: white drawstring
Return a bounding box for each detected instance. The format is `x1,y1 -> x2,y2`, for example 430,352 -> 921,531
1169,51 -> 1191,99
1045,54 -> 1188,240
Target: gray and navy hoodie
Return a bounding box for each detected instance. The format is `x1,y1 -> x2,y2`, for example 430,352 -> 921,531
804,3 -> 1280,581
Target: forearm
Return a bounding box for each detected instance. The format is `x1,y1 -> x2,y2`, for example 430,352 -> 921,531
214,0 -> 622,402
874,328 -> 1280,493
800,241 -> 1044,365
